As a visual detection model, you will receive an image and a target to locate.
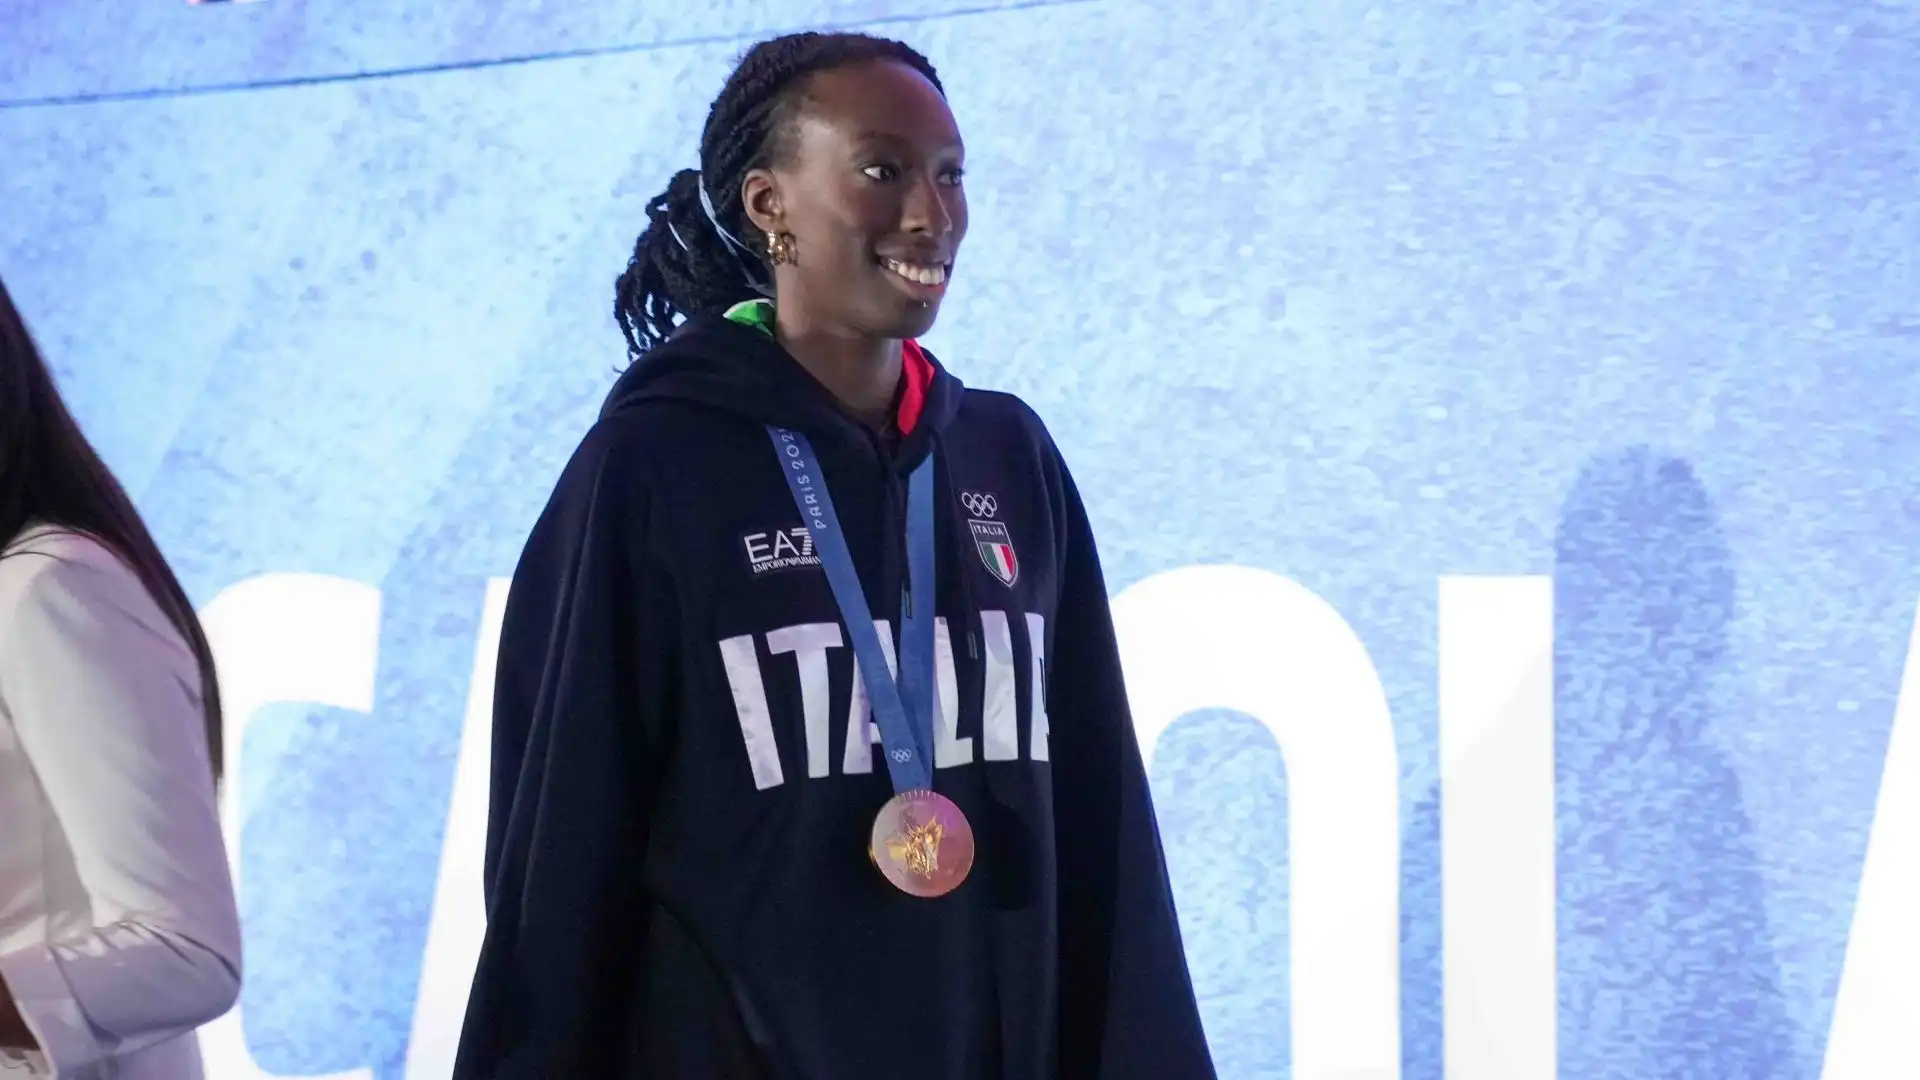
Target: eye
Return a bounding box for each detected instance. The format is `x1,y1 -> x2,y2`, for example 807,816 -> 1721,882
939,166 -> 966,187
861,163 -> 900,182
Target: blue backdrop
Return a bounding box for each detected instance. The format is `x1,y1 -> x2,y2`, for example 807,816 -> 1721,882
4,1 -> 1918,1078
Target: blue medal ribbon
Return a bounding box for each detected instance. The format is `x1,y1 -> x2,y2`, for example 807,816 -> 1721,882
767,427 -> 937,793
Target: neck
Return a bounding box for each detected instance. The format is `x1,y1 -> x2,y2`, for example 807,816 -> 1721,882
774,316 -> 903,431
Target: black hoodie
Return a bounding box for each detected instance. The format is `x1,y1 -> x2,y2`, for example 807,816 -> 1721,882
452,312 -> 1215,1080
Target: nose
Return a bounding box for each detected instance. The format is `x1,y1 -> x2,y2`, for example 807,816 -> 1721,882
902,172 -> 955,240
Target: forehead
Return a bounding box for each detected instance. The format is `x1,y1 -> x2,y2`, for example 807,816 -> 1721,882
788,60 -> 961,152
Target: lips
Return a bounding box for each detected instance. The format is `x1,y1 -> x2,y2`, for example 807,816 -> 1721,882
880,257 -> 949,288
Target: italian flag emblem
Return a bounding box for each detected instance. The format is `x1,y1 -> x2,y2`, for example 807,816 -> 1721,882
969,520 -> 1020,587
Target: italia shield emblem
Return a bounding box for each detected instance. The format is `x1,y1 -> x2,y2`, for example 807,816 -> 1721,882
968,520 -> 1019,587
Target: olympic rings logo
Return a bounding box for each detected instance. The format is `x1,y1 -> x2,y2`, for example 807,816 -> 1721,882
960,492 -> 998,518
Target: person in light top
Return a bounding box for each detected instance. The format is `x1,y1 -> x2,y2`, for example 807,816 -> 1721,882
0,275 -> 241,1079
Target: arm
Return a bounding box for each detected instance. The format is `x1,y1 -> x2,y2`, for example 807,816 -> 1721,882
453,417 -> 677,1079
0,550 -> 241,1072
1046,460 -> 1216,1080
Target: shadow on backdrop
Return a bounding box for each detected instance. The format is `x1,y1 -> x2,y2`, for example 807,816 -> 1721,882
1402,447 -> 1802,1079
1555,447 -> 1799,1077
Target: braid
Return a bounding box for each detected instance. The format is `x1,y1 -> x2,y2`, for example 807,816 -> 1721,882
614,31 -> 945,360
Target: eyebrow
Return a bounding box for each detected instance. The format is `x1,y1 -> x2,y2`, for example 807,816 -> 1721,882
849,129 -> 964,153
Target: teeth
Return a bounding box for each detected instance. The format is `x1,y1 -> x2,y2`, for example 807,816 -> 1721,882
884,259 -> 947,287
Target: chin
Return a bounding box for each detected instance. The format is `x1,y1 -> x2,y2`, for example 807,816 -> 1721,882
880,299 -> 943,340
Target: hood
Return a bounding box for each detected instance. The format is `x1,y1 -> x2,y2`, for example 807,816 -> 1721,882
599,311 -> 965,472
598,305 -> 990,668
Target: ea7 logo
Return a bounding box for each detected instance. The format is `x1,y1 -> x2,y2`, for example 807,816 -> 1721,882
742,527 -> 819,576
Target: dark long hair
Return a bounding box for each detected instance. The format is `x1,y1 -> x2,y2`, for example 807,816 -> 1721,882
613,31 -> 944,360
0,275 -> 224,783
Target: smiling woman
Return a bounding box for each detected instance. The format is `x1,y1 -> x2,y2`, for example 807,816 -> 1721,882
611,32 -> 967,426
452,30 -> 1217,1080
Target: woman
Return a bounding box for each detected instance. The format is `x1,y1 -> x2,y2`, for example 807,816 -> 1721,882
0,276 -> 241,1078
456,31 -> 1215,1080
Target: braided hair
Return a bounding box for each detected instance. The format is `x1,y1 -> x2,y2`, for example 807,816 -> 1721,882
614,31 -> 945,359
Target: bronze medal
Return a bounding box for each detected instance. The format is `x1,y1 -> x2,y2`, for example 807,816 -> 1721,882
869,789 -> 974,898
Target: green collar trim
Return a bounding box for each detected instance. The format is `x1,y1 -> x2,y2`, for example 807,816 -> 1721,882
723,298 -> 776,337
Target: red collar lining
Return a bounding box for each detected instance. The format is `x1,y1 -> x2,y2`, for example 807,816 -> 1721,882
897,339 -> 932,436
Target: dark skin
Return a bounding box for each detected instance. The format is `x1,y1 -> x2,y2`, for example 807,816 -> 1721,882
740,59 -> 969,429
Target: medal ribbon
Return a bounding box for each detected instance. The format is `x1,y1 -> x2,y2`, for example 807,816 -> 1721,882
767,427 -> 937,794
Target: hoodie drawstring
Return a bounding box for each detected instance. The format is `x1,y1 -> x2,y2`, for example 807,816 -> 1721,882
931,431 -> 983,662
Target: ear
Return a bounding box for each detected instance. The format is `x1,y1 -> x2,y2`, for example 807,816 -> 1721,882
740,167 -> 785,237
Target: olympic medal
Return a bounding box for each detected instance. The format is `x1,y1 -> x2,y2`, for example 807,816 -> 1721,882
869,789 -> 974,898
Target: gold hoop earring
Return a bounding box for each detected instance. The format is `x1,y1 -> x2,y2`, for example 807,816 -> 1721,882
766,231 -> 796,267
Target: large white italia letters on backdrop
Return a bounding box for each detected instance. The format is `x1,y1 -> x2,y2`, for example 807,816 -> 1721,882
1819,605 -> 1920,1080
194,569 -> 1920,1079
196,574 -> 382,1080
194,572 -> 509,1080
1110,565 -> 1403,1080
1436,576 -> 1556,1080
401,578 -> 509,1080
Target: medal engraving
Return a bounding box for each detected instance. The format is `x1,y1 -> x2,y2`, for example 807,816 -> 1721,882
870,790 -> 974,898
